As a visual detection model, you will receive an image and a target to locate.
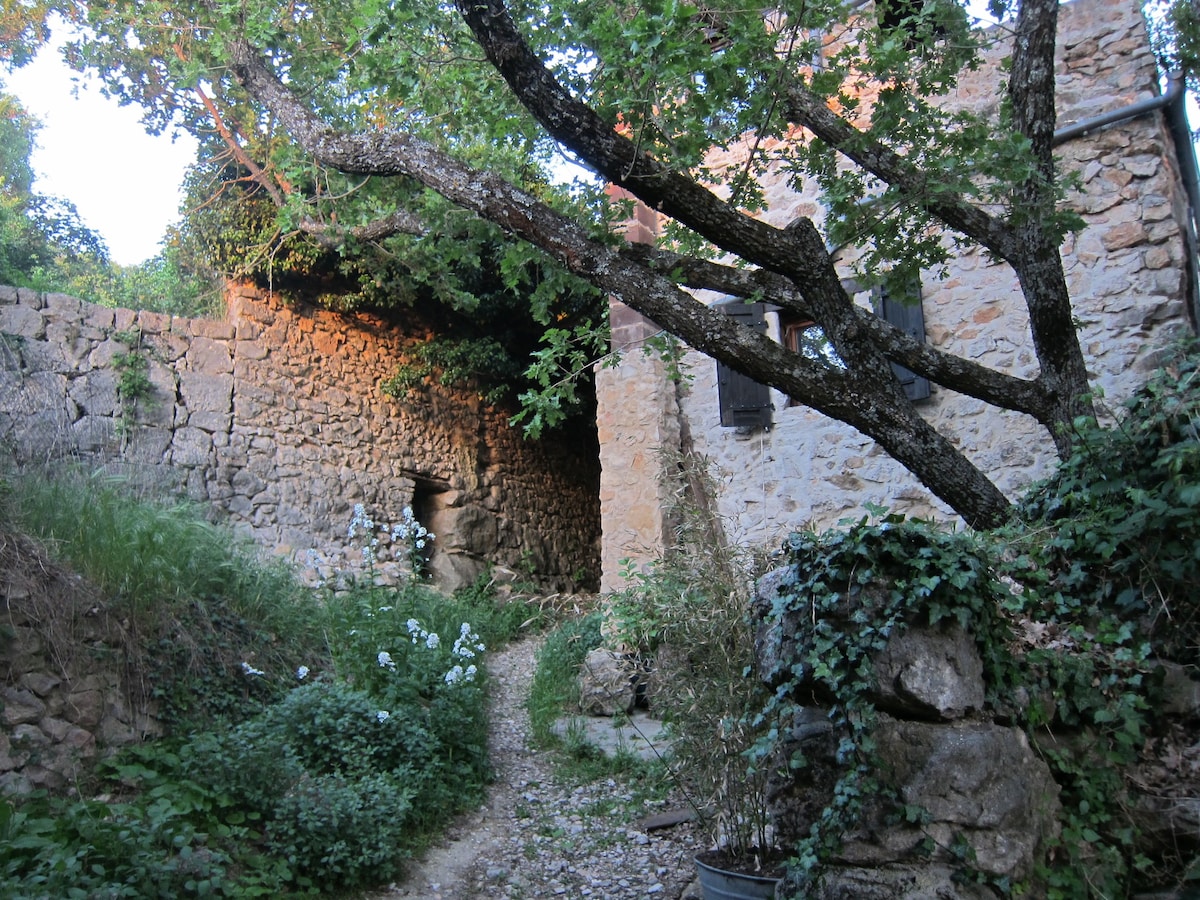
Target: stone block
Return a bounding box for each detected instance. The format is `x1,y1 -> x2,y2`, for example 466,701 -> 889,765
0,303 -> 46,339
845,716 -> 1061,881
1,688 -> 46,725
19,672 -> 62,697
187,336 -> 234,374
66,689 -> 105,730
871,625 -> 985,721
170,426 -> 214,467
579,648 -> 639,717
179,370 -> 233,412
39,716 -> 72,743
69,370 -> 119,416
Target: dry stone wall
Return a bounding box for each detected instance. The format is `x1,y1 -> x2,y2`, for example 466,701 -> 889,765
0,532 -> 159,796
0,281 -> 600,591
596,0 -> 1194,590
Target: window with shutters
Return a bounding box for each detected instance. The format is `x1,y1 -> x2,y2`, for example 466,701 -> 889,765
874,280 -> 931,402
716,301 -> 773,429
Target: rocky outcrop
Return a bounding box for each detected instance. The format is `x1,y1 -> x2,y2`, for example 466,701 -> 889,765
756,573 -> 1061,896
0,531 -> 159,795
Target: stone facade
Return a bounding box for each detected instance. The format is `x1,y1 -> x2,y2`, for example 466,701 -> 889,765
0,282 -> 600,591
595,0 -> 1196,592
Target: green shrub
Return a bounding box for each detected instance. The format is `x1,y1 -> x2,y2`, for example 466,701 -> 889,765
758,360 -> 1200,897
527,611 -> 604,741
0,791 -> 237,899
0,476 -> 508,896
1016,338 -> 1200,664
4,467 -> 328,731
267,772 -> 416,889
268,681 -> 436,780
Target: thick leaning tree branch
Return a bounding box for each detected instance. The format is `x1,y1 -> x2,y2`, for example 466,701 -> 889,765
298,209 -> 429,247
619,244 -> 1053,417
1006,0 -> 1095,453
226,34 -> 1013,528
452,0 -> 1014,526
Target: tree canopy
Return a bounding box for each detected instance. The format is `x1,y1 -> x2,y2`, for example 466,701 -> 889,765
4,0 -> 1193,528
0,77 -> 216,314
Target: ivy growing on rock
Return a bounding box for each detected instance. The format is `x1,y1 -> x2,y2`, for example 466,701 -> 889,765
754,341 -> 1200,896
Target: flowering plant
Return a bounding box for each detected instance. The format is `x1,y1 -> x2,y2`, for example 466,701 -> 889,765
391,506 -> 435,578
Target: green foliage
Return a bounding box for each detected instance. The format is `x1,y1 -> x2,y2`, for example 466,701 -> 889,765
603,449 -> 776,856
1014,338 -> 1200,665
0,492 -> 516,896
3,467 -> 326,730
761,514 -> 1017,880
111,330 -> 153,430
267,772 -> 416,888
0,789 -> 242,899
527,611 -> 604,743
0,88 -> 115,292
383,335 -> 524,405
757,343 -> 1200,893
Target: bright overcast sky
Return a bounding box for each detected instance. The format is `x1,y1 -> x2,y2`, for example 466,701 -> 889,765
5,38 -> 197,267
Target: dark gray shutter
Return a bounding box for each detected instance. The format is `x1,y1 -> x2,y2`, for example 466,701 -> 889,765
876,282 -> 931,402
716,302 -> 773,428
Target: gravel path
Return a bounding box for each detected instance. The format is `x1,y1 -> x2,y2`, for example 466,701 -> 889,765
375,635 -> 706,900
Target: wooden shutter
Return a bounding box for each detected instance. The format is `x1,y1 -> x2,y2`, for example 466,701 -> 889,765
875,282 -> 931,402
716,302 -> 773,428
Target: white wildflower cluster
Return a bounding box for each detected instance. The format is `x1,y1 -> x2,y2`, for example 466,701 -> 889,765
348,503 -> 380,566
405,618 -> 483,687
452,622 -> 486,660
391,506 -> 434,550
240,661 -> 265,677
347,503 -> 374,539
296,665 -> 310,680
377,650 -> 397,670
444,663 -> 478,685
406,618 -> 437,647
376,710 -> 390,723
392,506 -> 435,576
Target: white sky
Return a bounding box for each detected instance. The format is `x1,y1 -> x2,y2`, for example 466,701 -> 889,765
5,40 -> 197,267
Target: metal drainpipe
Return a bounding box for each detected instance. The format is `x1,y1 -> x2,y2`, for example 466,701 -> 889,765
1053,72 -> 1200,332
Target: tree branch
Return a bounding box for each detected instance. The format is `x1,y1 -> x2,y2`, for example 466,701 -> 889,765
779,84 -> 1023,262
298,209 -> 428,247
226,29 -> 1014,527
1006,0 -> 1095,451
619,243 -> 1053,418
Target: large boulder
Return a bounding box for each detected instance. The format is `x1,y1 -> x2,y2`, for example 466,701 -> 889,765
578,648 -> 639,717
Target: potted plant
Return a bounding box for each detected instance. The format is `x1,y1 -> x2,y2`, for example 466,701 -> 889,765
606,452 -> 786,898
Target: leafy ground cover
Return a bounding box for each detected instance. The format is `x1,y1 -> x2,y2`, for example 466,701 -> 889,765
0,468 -> 533,897
575,338 -> 1200,896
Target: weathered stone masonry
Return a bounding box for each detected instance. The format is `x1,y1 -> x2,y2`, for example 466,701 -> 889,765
0,281 -> 600,591
596,0 -> 1196,591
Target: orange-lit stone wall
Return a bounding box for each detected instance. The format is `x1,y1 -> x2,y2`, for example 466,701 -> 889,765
0,282 -> 600,592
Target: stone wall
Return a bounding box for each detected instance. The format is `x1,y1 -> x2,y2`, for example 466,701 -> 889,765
595,0 -> 1194,591
0,532 -> 158,795
0,281 -> 600,591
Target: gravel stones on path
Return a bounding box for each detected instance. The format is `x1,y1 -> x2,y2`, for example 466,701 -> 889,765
376,635 -> 706,900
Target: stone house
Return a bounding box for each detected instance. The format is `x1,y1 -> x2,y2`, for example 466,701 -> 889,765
595,0 -> 1200,592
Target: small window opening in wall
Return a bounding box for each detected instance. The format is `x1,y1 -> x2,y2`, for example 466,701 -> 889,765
716,301 -> 773,429
782,316 -> 847,368
780,313 -> 846,408
407,480 -> 446,573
